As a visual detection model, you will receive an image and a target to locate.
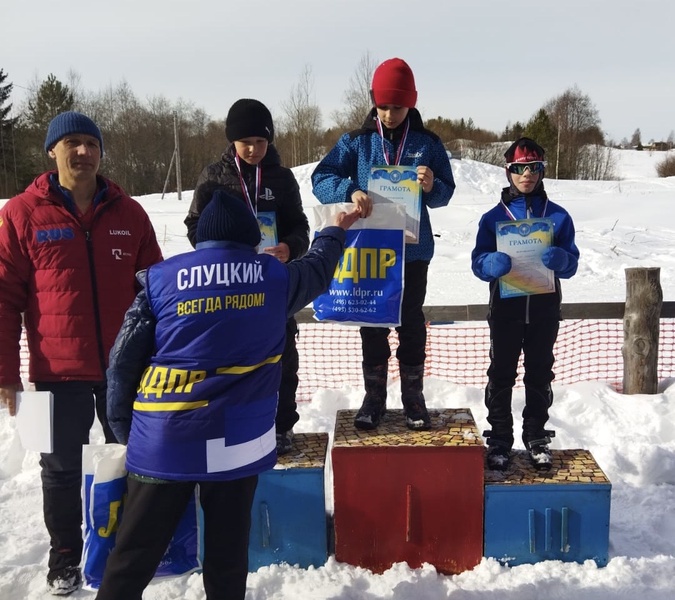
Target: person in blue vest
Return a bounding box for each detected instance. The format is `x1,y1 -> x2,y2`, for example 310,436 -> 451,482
311,57 -> 455,432
471,137 -> 579,471
94,186 -> 359,600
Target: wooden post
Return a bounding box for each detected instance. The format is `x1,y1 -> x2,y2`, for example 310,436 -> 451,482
622,267 -> 662,394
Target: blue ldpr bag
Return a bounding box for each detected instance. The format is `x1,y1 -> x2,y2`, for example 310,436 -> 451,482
81,444 -> 201,590
312,203 -> 406,327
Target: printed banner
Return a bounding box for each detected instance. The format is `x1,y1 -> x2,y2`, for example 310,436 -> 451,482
81,444 -> 201,590
312,203 -> 406,326
496,218 -> 555,298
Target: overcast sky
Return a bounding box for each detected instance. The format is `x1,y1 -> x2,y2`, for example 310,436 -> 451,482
3,0 -> 673,143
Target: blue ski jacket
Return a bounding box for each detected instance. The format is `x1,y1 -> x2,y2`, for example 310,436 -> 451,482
471,186 -> 579,322
311,108 -> 455,262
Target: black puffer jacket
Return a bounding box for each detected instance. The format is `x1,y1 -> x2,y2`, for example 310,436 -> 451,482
185,144 -> 309,259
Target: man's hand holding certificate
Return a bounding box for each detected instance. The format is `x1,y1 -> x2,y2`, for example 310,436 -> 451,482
496,218 -> 555,298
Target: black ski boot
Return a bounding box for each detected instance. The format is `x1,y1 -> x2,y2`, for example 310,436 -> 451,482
400,363 -> 431,431
354,363 -> 388,430
483,431 -> 512,471
525,430 -> 555,470
522,384 -> 555,470
483,381 -> 515,470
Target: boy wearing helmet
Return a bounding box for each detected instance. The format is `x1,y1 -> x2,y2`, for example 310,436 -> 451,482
471,137 -> 579,470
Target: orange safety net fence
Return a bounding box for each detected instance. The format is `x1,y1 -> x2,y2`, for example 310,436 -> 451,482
19,319 -> 675,399
294,319 -> 675,400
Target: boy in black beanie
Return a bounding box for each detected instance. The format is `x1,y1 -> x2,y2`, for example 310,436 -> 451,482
185,99 -> 309,454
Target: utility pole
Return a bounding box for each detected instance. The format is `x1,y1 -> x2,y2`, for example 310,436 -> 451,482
161,112 -> 183,200
161,149 -> 176,199
174,111 -> 182,201
556,116 -> 561,180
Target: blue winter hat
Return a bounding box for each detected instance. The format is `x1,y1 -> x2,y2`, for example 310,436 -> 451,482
44,111 -> 104,156
196,188 -> 261,247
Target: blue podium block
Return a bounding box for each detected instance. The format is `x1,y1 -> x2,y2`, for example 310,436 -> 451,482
484,449 -> 611,566
249,432 -> 329,570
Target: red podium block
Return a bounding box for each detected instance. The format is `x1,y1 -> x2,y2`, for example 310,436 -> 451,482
332,408 -> 484,574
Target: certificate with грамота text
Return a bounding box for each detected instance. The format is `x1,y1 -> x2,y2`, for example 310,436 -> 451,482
496,218 -> 555,298
367,166 -> 421,244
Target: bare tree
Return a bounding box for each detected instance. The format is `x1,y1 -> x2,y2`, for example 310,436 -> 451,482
543,86 -> 603,179
460,140 -> 508,165
278,65 -> 323,167
577,144 -> 617,180
331,51 -> 378,131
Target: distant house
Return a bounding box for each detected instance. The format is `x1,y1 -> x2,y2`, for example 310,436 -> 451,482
643,141 -> 670,151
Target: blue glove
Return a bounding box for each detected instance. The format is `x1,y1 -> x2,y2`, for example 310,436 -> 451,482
483,252 -> 512,279
541,247 -> 569,272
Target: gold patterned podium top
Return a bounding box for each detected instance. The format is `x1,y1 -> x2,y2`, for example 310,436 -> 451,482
484,449 -> 611,485
333,408 -> 484,448
273,432 -> 328,470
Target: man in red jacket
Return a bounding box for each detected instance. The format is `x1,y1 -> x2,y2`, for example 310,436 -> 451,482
0,111 -> 163,596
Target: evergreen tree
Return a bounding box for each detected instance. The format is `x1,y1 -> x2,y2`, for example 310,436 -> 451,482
19,74 -> 76,178
524,109 -> 557,154
524,108 -> 558,173
26,74 -> 75,132
0,69 -> 20,197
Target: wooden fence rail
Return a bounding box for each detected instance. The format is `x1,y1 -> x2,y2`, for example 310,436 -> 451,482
296,301 -> 675,324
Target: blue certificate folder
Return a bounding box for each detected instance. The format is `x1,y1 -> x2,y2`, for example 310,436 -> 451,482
368,166 -> 421,243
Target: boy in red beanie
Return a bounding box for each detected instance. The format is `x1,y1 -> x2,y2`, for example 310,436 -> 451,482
312,57 -> 455,431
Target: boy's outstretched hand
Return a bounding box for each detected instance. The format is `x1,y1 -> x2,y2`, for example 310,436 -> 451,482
333,207 -> 362,231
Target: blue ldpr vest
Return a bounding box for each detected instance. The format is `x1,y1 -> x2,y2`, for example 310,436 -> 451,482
125,244 -> 289,481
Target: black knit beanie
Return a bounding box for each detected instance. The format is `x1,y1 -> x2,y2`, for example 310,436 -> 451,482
44,111 -> 104,156
196,188 -> 262,247
225,99 -> 274,143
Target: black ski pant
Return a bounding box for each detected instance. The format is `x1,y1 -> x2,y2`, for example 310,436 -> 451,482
276,317 -> 300,433
95,475 -> 258,600
36,380 -> 116,572
361,260 -> 429,367
485,317 -> 559,447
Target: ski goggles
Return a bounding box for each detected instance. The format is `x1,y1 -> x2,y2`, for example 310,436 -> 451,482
506,161 -> 546,175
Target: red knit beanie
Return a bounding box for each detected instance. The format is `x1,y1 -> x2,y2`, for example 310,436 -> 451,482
370,58 -> 418,108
